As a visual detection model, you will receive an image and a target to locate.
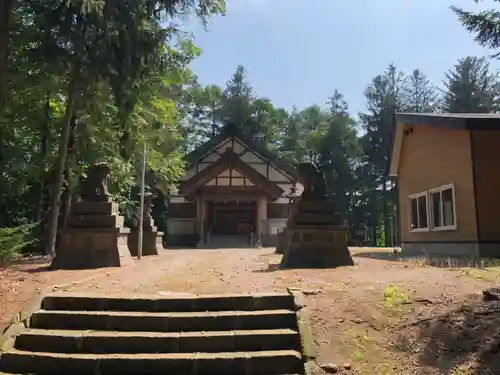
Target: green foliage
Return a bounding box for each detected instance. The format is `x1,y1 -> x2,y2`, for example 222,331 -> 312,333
2,0 -> 500,260
451,1 -> 500,52
182,54 -> 500,246
403,69 -> 440,112
0,223 -> 38,266
443,56 -> 500,112
0,0 -> 224,257
383,284 -> 409,310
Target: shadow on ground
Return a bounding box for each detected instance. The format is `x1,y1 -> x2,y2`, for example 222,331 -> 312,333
252,263 -> 281,273
396,294 -> 500,374
352,251 -> 399,261
21,266 -> 53,273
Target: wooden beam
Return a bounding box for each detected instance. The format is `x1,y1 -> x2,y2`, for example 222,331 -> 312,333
180,148 -> 284,200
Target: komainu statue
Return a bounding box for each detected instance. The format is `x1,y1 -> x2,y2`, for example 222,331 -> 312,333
279,161 -> 355,269
80,163 -> 111,201
295,162 -> 327,199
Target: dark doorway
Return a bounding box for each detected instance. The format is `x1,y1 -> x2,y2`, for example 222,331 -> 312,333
208,200 -> 257,235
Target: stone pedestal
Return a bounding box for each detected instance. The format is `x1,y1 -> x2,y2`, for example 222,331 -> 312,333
52,200 -> 134,269
128,231 -> 163,256
127,193 -> 163,256
280,199 -> 354,268
275,199 -> 299,255
275,229 -> 289,254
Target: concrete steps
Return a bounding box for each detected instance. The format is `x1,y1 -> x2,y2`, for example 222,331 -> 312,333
0,292 -> 306,374
41,292 -> 293,312
28,309 -> 298,332
1,350 -> 303,374
15,328 -> 301,354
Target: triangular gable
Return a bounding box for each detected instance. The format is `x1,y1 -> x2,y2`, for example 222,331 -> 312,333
213,169 -> 243,178
206,169 -> 253,186
184,124 -> 301,182
217,169 -> 231,177
180,148 -> 284,200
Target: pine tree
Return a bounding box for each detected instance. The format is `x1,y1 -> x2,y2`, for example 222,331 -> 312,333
183,83 -> 223,147
403,69 -> 439,113
0,0 -> 15,110
442,56 -> 499,112
219,65 -> 284,144
317,90 -> 360,219
220,65 -> 256,135
278,107 -> 304,163
252,98 -> 284,145
451,2 -> 500,53
360,64 -> 405,246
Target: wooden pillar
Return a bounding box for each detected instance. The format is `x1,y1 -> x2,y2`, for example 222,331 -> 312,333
200,195 -> 206,240
196,194 -> 205,245
256,196 -> 267,247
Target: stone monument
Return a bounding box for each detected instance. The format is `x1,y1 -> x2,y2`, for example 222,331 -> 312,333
51,163 -> 134,269
275,200 -> 299,255
275,229 -> 288,254
279,162 -> 354,268
127,192 -> 163,256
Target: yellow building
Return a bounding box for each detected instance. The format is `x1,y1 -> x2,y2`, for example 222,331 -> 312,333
389,112 -> 500,257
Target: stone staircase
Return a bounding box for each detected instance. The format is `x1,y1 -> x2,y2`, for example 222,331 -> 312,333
0,292 -> 308,374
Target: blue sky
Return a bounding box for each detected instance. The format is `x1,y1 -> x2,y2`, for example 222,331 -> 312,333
187,0 -> 496,115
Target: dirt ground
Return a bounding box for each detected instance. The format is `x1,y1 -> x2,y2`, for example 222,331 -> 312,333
2,248 -> 500,375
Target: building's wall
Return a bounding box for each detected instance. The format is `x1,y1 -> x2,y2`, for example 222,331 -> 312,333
206,169 -> 255,186
398,124 -> 477,250
166,219 -> 197,246
263,219 -> 287,246
471,130 -> 500,256
166,202 -> 197,246
263,203 -> 290,245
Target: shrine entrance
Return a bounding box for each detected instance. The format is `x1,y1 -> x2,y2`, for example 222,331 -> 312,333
208,200 -> 257,235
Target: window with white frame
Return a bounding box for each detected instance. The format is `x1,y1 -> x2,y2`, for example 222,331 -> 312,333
408,192 -> 428,231
430,184 -> 456,230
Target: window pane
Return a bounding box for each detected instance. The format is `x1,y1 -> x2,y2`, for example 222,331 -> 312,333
417,195 -> 428,228
410,198 -> 418,229
442,188 -> 455,226
432,192 -> 442,227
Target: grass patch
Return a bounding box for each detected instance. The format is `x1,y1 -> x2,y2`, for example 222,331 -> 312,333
458,267 -> 500,282
450,361 -> 475,375
381,284 -> 410,317
0,223 -> 38,267
343,327 -> 397,375
412,258 -> 428,267
408,254 -> 500,269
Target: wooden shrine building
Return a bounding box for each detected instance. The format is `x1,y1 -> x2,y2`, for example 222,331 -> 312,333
167,125 -> 304,247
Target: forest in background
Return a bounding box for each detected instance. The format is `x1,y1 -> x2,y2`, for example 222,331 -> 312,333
179,56 -> 500,248
0,0 -> 499,265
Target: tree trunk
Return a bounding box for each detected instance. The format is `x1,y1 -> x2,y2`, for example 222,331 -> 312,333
60,115 -> 79,230
60,187 -> 72,229
0,0 -> 14,111
33,99 -> 50,223
45,67 -> 79,257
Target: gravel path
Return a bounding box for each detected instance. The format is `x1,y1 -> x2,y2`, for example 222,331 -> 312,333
2,248 -> 496,374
